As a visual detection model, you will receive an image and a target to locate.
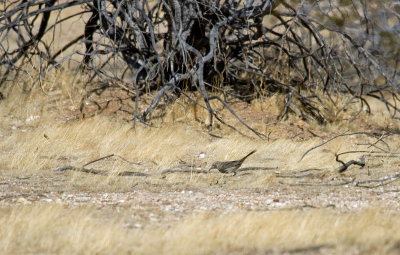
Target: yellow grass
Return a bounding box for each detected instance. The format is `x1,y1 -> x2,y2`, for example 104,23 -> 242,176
1,71 -> 400,254
1,204 -> 399,254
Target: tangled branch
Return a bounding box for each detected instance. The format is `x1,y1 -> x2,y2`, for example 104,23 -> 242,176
1,0 -> 400,132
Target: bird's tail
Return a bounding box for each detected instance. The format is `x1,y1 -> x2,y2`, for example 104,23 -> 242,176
242,150 -> 256,160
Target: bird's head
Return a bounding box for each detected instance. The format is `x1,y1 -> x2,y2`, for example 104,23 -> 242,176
209,162 -> 219,171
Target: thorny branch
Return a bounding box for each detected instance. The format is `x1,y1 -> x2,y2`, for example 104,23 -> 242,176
1,0 -> 400,134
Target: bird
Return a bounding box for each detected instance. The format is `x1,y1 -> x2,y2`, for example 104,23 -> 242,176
209,150 -> 256,176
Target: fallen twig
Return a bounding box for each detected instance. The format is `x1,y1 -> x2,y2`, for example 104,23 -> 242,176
279,178 -> 354,186
300,130 -> 349,161
154,168 -> 208,175
277,173 -> 320,179
54,155 -> 149,176
237,166 -> 278,172
355,172 -> 400,188
83,154 -> 114,168
336,155 -> 366,173
300,131 -> 389,161
54,166 -> 210,177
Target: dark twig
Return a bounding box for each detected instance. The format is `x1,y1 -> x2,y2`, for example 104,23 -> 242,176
336,155 -> 365,173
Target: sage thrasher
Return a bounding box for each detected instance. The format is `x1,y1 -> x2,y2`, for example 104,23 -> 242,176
209,150 -> 256,176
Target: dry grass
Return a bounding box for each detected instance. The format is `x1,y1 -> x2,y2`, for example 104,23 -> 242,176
1,204 -> 400,255
1,71 -> 400,254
